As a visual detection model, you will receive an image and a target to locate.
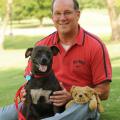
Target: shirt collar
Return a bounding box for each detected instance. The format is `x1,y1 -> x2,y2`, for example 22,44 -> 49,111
52,25 -> 85,46
76,26 -> 85,46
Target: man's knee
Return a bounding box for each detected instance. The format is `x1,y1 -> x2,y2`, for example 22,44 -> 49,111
0,103 -> 22,120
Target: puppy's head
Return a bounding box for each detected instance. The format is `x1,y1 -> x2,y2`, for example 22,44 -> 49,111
25,46 -> 59,74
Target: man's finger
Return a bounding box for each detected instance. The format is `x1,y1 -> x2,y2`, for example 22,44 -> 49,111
59,82 -> 66,90
53,90 -> 66,95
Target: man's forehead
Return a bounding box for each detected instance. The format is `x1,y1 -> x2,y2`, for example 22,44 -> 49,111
53,0 -> 74,12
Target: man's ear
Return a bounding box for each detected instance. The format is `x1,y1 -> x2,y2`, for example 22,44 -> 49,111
25,48 -> 33,58
50,46 -> 59,56
76,10 -> 80,21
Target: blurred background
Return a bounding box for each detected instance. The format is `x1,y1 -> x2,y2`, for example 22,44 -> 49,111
0,0 -> 120,119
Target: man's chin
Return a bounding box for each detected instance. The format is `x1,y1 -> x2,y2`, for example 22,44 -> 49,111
59,29 -> 70,35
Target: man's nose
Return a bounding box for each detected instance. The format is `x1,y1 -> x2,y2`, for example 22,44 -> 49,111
59,13 -> 67,20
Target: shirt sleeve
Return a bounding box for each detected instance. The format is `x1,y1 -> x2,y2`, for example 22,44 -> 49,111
91,43 -> 112,85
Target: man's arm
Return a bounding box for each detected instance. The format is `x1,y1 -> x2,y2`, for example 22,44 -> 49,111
94,81 -> 111,100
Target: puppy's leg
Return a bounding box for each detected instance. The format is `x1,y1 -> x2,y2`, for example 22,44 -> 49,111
53,106 -> 65,114
25,91 -> 35,120
30,106 -> 40,120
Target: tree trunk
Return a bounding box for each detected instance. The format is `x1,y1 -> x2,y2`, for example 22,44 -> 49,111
106,0 -> 120,41
0,0 -> 12,50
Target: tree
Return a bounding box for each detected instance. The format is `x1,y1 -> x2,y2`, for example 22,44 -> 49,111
106,0 -> 120,41
0,0 -> 12,50
33,0 -> 51,25
78,0 -> 106,9
78,0 -> 120,41
12,0 -> 51,24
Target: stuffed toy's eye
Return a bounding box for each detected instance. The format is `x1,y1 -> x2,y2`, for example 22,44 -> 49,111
84,93 -> 88,97
74,93 -> 77,97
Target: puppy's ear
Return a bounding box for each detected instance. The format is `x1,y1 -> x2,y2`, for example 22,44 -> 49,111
50,46 -> 59,56
25,48 -> 33,58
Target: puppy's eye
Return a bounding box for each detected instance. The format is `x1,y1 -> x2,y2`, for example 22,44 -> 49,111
32,59 -> 37,64
47,52 -> 51,58
47,54 -> 51,58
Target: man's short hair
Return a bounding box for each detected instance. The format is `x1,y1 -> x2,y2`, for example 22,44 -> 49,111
51,0 -> 79,12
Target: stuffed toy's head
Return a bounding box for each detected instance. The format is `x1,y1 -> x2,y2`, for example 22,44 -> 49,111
71,86 -> 95,104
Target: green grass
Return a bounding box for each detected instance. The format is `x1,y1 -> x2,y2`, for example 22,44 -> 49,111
4,35 -> 44,49
0,68 -> 25,106
100,66 -> 120,119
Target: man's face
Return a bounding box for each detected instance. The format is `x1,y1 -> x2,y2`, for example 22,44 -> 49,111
52,0 -> 80,35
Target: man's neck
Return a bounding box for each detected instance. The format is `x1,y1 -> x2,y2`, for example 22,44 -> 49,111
58,26 -> 79,45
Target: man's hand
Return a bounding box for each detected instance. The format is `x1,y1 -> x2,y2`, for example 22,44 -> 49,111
94,81 -> 110,100
50,82 -> 72,106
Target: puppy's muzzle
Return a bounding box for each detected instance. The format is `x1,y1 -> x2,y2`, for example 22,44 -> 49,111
41,57 -> 48,65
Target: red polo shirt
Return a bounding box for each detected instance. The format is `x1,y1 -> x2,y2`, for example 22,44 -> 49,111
24,27 -> 112,91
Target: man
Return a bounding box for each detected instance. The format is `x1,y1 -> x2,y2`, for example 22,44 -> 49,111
0,0 -> 112,120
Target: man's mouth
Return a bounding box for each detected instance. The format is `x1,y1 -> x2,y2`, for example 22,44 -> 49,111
39,65 -> 48,72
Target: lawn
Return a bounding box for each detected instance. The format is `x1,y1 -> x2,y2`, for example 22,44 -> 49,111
4,35 -> 44,49
0,35 -> 120,119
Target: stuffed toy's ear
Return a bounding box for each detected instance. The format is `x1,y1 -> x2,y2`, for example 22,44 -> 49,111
85,86 -> 95,94
25,48 -> 33,58
70,86 -> 76,92
50,46 -> 59,56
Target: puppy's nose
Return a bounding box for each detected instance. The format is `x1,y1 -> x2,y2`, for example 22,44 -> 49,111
41,58 -> 47,64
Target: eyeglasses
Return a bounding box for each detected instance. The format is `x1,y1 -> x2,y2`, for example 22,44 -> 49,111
53,10 -> 77,18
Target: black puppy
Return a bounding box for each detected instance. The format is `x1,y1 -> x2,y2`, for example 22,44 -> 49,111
22,46 -> 64,120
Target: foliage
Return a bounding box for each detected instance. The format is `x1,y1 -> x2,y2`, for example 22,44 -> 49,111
78,0 -> 106,10
105,0 -> 120,16
0,0 -> 6,18
105,0 -> 120,41
114,0 -> 120,16
1,0 -> 119,21
109,0 -> 120,16
0,0 -> 108,21
12,0 -> 51,22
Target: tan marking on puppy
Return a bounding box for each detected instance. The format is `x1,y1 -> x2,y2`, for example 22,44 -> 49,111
30,88 -> 52,104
